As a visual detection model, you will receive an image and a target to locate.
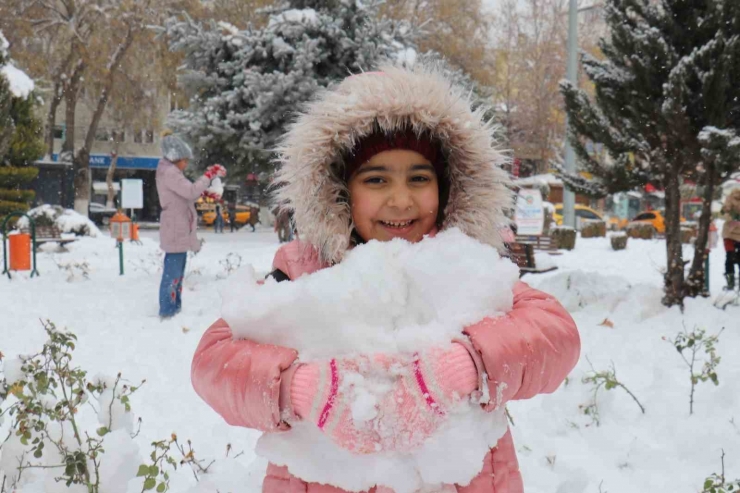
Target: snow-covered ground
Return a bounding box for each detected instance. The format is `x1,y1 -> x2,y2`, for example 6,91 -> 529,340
1,227 -> 738,492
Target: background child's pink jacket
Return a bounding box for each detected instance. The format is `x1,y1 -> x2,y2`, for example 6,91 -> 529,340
192,241 -> 580,493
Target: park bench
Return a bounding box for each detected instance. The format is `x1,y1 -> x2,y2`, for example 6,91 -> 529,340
514,234 -> 560,254
21,225 -> 77,249
507,235 -> 559,276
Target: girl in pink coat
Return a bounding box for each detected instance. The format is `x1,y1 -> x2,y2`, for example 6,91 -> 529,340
192,64 -> 580,493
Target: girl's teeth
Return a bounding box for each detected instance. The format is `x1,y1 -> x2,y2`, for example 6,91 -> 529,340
383,220 -> 412,227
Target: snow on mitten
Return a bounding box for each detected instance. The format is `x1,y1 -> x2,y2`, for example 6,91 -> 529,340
291,358 -> 385,454
204,164 -> 227,180
374,343 -> 478,452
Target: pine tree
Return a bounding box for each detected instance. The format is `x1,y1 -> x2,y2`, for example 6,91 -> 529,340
559,0 -> 740,306
0,31 -> 42,220
161,0 -> 417,175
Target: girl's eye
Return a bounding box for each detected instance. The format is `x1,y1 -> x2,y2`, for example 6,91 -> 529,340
410,175 -> 432,183
364,177 -> 385,184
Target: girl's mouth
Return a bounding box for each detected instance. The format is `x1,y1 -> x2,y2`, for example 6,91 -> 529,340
379,219 -> 416,230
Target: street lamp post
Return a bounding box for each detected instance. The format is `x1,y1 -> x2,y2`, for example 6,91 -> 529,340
563,0 -> 579,229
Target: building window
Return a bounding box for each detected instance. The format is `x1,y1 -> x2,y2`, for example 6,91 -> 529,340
112,130 -> 126,143
95,128 -> 110,142
134,129 -> 143,144
145,130 -> 154,144
53,125 -> 65,139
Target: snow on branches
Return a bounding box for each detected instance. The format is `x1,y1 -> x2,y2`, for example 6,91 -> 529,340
158,1 -> 418,172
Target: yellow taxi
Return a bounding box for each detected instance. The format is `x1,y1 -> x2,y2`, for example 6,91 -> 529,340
201,205 -> 251,226
628,210 -> 685,234
553,204 -> 604,226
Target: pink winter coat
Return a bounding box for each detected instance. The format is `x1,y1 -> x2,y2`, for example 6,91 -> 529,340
191,241 -> 580,493
156,159 -> 210,253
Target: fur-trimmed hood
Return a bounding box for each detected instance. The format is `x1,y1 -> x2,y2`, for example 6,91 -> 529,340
274,63 -> 513,264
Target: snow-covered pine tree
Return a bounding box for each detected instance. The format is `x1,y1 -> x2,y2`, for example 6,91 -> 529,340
0,31 -> 42,221
161,0 -> 417,175
0,33 -> 14,163
559,0 -> 740,306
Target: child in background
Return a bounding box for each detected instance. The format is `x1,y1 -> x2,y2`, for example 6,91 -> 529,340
191,64 -> 580,492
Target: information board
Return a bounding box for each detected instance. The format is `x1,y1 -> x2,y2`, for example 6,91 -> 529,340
121,179 -> 144,209
515,188 -> 544,236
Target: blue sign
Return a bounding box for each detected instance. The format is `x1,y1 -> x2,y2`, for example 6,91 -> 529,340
51,154 -> 160,170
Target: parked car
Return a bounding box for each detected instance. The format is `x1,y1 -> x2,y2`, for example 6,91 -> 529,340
553,204 -> 604,229
628,210 -> 686,234
88,202 -> 117,226
201,205 -> 251,226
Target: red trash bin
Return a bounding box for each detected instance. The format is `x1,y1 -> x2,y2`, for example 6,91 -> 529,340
9,233 -> 31,271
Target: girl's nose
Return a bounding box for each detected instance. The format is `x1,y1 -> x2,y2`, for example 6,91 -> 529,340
387,186 -> 414,210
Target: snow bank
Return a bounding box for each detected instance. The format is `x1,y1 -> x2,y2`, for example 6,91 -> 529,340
17,205 -> 101,237
534,270 -> 666,321
223,228 -> 519,491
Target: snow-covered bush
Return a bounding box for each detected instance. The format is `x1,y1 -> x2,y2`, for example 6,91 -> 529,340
579,358 -> 645,426
0,321 -> 212,492
701,451 -> 740,493
552,226 -> 576,250
667,326 -> 723,416
626,222 -> 656,239
610,233 -> 628,251
18,205 -> 101,237
580,220 -> 606,238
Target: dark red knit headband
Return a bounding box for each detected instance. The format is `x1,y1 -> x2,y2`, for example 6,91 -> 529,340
344,129 -> 444,181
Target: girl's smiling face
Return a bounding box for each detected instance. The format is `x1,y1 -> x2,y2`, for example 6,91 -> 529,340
348,149 -> 439,243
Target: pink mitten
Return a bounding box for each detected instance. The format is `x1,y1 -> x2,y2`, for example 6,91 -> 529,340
204,164 -> 227,180
291,358 -> 381,454
374,343 -> 478,452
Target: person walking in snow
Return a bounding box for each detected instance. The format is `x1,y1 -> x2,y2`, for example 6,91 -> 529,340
721,188 -> 740,290
191,65 -> 580,492
228,201 -> 238,232
156,130 -> 226,319
248,205 -> 259,232
214,202 -> 225,233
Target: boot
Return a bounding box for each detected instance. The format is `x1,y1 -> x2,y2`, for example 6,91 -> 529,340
725,273 -> 736,291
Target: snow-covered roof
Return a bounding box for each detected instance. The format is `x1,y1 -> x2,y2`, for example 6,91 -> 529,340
514,173 -> 563,187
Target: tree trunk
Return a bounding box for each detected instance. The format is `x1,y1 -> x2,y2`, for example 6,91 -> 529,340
662,166 -> 685,307
45,86 -> 62,159
106,139 -> 121,209
75,25 -> 136,217
685,163 -> 716,297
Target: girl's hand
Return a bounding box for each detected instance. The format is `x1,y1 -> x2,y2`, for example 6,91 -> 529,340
291,357 -> 383,454
373,344 -> 478,452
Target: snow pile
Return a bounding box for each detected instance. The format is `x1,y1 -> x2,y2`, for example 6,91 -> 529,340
223,228 -> 519,491
18,205 -> 101,237
534,270 -> 666,321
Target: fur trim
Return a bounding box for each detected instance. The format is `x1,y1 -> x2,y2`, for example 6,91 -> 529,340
274,63 -> 513,265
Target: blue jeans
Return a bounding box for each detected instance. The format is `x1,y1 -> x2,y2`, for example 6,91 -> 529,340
215,214 -> 224,233
159,253 -> 187,317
